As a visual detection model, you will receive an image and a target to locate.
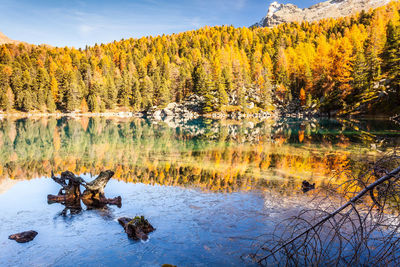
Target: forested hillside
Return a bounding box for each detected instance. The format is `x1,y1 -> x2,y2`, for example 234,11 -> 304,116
0,1 -> 399,115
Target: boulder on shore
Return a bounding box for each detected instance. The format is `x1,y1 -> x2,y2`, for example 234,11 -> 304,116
9,230 -> 38,243
392,114 -> 400,123
146,94 -> 204,122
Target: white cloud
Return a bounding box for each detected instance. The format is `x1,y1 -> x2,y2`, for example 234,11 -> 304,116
235,0 -> 247,10
78,24 -> 96,34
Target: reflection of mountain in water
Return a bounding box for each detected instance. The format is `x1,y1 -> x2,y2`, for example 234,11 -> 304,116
0,117 -> 398,193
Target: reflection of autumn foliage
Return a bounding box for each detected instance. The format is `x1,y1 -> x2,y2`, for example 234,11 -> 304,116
0,117 -> 387,193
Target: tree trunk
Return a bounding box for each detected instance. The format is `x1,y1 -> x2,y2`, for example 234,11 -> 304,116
48,170 -> 121,208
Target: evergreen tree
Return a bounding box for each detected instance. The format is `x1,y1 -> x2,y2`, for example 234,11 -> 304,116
217,81 -> 228,109
260,76 -> 272,109
140,76 -> 154,109
132,79 -> 142,111
20,90 -> 33,111
202,78 -> 215,113
105,77 -> 118,109
49,76 -> 59,103
222,67 -> 233,94
64,73 -> 81,112
382,21 -> 400,89
192,64 -> 207,95
88,94 -> 99,112
158,78 -> 171,107
118,70 -> 132,107
364,35 -> 381,88
46,92 -> 56,112
0,88 -> 12,111
352,50 -> 368,96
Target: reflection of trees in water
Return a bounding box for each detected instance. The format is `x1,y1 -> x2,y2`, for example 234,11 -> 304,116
0,117 -> 395,192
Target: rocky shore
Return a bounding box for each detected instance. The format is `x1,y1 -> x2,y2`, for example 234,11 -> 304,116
275,100 -> 319,119
392,114 -> 400,124
0,93 -> 320,123
145,93 -> 277,124
146,94 -> 203,122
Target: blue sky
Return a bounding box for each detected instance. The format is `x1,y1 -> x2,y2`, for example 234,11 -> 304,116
0,0 -> 321,48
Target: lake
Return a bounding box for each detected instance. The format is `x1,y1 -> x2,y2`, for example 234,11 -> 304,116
0,117 -> 399,266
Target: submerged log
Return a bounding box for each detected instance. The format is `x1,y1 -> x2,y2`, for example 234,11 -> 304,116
9,230 -> 38,243
118,216 -> 155,241
48,170 -> 121,209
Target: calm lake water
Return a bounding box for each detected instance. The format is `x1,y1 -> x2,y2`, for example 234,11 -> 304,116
0,117 -> 399,266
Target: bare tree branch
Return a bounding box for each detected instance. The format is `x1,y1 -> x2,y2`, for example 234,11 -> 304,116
256,155 -> 400,265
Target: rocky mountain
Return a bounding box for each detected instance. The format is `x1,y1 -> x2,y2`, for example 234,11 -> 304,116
253,0 -> 391,27
0,31 -> 18,45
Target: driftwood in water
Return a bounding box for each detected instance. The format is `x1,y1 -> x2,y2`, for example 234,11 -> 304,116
9,230 -> 38,243
48,170 -> 121,208
48,171 -> 84,202
118,216 -> 155,241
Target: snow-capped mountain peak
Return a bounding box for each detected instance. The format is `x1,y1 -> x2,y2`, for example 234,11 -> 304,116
253,0 -> 391,28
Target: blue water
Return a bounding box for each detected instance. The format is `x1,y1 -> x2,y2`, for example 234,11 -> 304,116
0,177 -> 271,266
0,117 -> 399,266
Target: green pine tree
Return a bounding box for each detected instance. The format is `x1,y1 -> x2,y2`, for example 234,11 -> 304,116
88,94 -> 99,112
46,92 -> 56,112
216,77 -> 228,111
158,78 -> 171,107
132,79 -> 142,111
192,64 -> 207,96
382,21 -> 400,89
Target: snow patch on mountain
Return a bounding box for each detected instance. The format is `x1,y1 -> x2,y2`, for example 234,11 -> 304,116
267,1 -> 283,17
253,0 -> 391,28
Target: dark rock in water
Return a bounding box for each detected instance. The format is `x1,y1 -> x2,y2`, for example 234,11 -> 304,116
302,180 -> 315,193
118,216 -> 155,241
9,230 -> 38,243
162,265 -> 177,267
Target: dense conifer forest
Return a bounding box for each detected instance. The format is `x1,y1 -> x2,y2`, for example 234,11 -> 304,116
0,1 -> 399,115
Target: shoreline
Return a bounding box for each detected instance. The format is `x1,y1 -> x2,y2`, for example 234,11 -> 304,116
0,111 -> 145,119
0,111 -> 397,121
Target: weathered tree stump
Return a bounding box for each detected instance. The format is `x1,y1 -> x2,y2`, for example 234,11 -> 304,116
48,170 -> 121,210
48,171 -> 84,203
118,216 -> 155,241
9,230 -> 38,243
